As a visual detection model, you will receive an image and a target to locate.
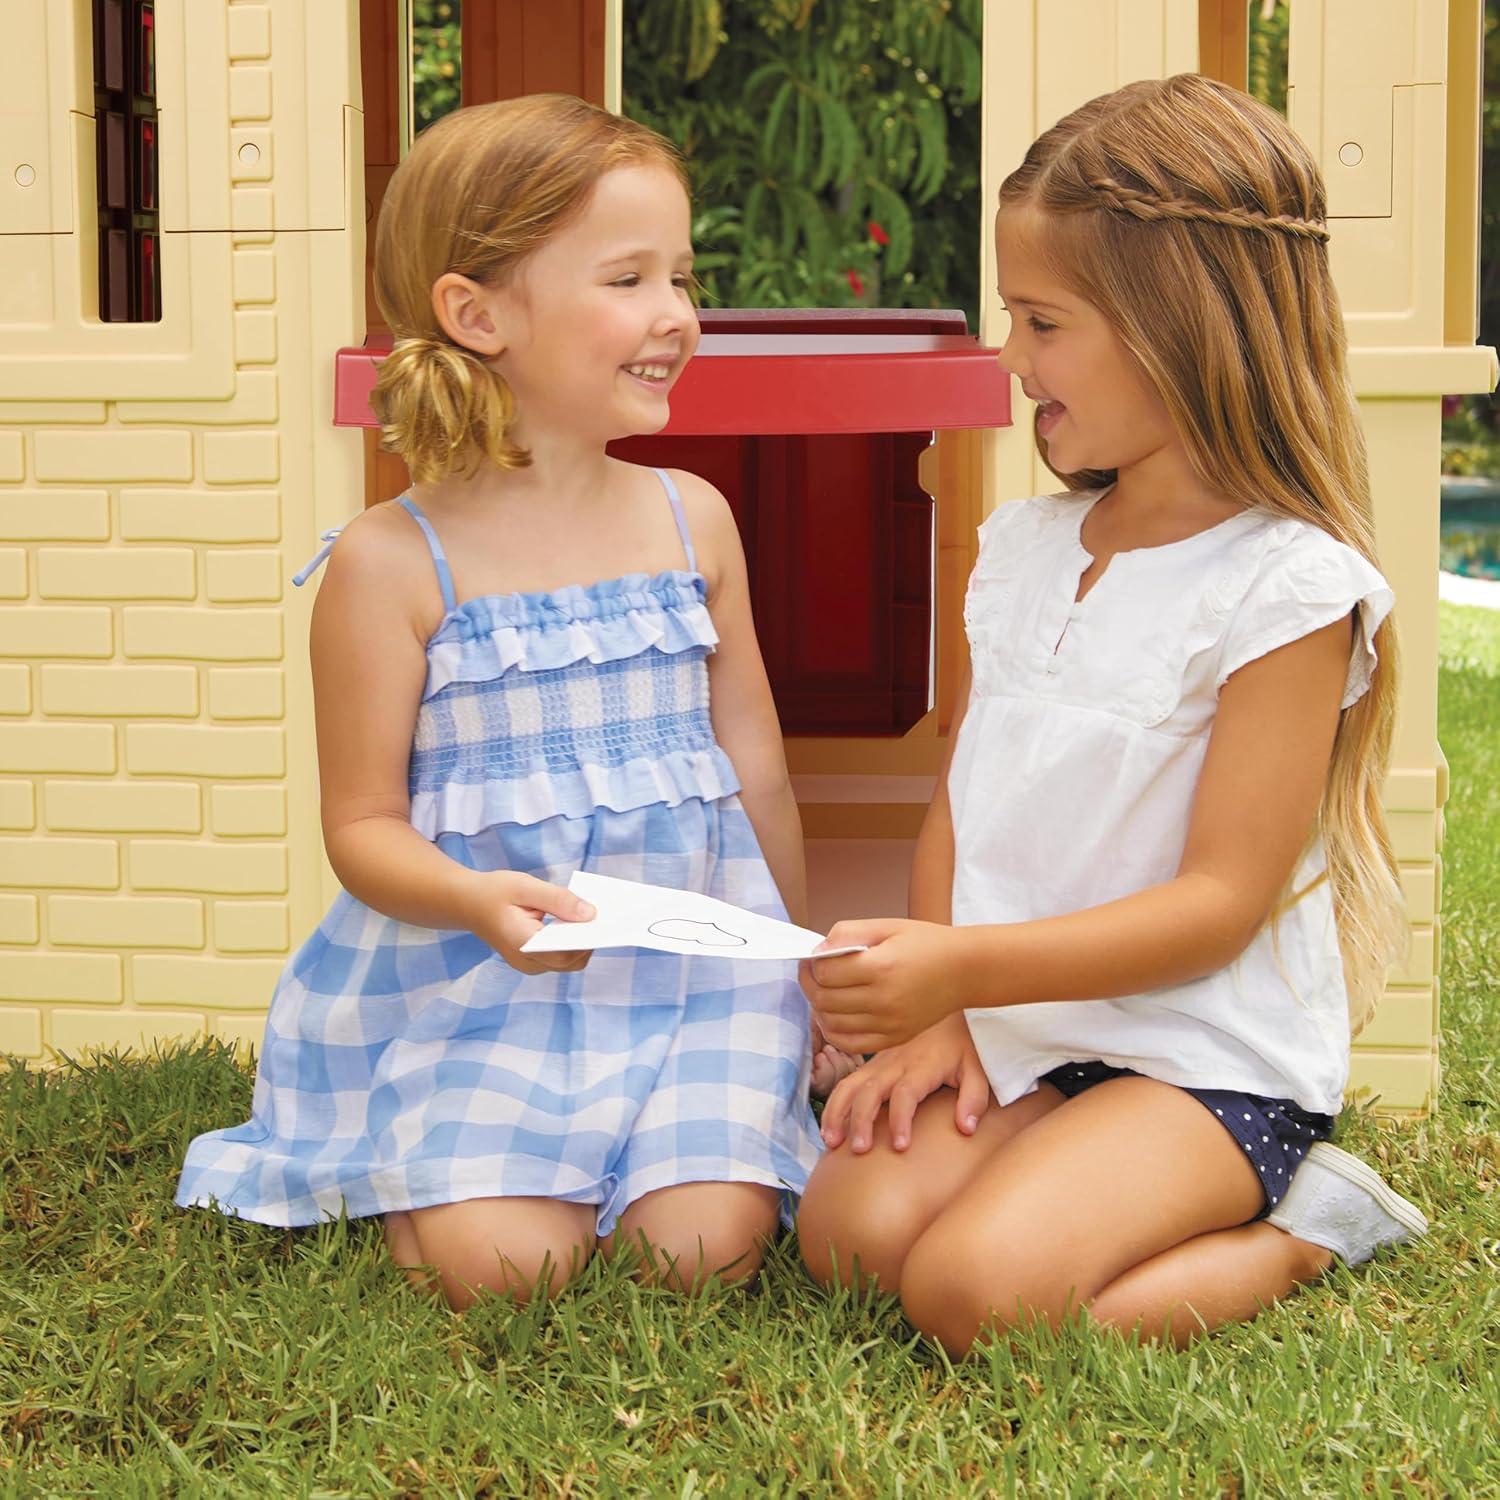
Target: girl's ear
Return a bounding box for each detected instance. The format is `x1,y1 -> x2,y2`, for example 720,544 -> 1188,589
431,272 -> 508,357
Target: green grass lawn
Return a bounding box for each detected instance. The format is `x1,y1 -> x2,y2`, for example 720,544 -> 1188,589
4,605 -> 1498,1496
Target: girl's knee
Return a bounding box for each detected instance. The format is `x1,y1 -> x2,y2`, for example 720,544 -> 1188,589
429,1234 -> 591,1309
898,1226 -> 1090,1356
384,1209 -> 438,1295
402,1198 -> 594,1310
898,1230 -> 992,1355
797,1161 -> 930,1292
616,1226 -> 767,1289
612,1181 -> 779,1290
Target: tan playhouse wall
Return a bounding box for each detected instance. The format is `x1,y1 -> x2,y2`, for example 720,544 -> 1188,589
0,0 -> 364,1057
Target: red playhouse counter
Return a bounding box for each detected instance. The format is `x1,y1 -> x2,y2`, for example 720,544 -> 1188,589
333,309 -> 1012,736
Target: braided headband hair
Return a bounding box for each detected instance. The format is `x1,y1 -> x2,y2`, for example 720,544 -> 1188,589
1088,176 -> 1330,243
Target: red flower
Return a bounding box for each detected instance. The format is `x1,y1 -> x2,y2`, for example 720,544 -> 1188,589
846,269 -> 865,298
868,220 -> 890,246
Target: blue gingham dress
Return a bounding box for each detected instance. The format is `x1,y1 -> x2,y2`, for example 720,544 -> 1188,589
176,470 -> 821,1233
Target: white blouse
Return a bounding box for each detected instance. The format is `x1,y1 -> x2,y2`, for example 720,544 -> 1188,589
952,490 -> 1393,1115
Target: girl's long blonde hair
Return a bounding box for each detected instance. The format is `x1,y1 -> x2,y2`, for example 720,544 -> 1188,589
1000,74 -> 1404,1033
371,95 -> 687,484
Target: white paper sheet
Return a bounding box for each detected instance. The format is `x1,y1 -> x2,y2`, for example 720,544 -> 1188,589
520,870 -> 866,961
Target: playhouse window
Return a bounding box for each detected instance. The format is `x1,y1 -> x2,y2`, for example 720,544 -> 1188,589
92,0 -> 161,322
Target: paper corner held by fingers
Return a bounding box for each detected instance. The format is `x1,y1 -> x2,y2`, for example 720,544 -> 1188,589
519,871 -> 867,961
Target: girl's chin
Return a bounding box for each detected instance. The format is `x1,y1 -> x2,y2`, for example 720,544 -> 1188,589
1042,440 -> 1077,473
606,408 -> 673,443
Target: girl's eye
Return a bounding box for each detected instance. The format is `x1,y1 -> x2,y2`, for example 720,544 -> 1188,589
611,274 -> 641,288
1028,315 -> 1057,335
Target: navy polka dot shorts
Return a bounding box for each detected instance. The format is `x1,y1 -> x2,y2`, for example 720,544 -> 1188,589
1040,1062 -> 1336,1215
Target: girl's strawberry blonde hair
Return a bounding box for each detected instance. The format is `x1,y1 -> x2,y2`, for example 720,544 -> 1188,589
1000,73 -> 1404,1033
371,94 -> 688,484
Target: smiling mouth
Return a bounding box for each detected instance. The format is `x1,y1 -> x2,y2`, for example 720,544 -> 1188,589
623,362 -> 673,384
1036,399 -> 1067,435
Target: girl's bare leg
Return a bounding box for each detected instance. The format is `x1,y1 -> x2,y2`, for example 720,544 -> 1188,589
384,1208 -> 426,1291
896,1075 -> 1274,1356
385,1197 -> 596,1309
1088,1221 -> 1333,1347
604,1180 -> 782,1290
796,1084 -> 1067,1291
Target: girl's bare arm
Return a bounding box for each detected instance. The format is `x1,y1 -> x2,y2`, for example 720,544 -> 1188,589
807,617 -> 1351,1049
906,665 -> 969,926
309,506 -> 590,966
678,471 -> 808,927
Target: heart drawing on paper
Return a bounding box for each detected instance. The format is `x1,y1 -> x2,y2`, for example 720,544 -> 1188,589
647,918 -> 749,949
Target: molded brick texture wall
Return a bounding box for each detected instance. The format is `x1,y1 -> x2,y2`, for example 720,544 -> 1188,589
0,0 -> 362,1060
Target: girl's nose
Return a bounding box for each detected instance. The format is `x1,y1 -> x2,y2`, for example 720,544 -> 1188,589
652,298 -> 686,338
997,345 -> 1034,389
994,331 -> 1025,379
654,298 -> 699,348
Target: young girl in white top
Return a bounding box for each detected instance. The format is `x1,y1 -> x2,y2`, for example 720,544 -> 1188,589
177,96 -> 832,1306
797,74 -> 1427,1351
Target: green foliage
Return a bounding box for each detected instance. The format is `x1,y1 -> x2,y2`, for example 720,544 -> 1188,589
624,0 -> 982,325
412,0 -> 461,135
1246,0 -> 1290,115
636,0 -> 726,83
1443,399 -> 1500,479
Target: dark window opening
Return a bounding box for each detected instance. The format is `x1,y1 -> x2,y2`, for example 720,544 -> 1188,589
93,0 -> 160,322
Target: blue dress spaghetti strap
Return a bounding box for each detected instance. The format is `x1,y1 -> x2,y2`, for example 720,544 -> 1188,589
176,468 -> 821,1232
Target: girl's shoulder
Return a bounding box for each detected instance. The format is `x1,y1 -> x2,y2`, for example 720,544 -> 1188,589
1230,512 -> 1392,608
655,464 -> 732,528
321,498 -> 431,577
653,465 -> 739,590
315,498 -> 450,633
1216,513 -> 1394,709
975,489 -> 1099,564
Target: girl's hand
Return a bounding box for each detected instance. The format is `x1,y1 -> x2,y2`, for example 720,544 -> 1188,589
463,873 -> 596,975
809,1018 -> 862,1100
799,918 -> 978,1053
818,1013 -> 991,1153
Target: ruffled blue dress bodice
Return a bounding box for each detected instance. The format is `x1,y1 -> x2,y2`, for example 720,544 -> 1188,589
410,569 -> 739,837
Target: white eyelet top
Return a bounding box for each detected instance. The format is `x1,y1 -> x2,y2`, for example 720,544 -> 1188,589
953,490 -> 1394,1115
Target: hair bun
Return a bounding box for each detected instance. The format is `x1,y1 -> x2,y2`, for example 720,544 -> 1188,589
370,334 -> 525,484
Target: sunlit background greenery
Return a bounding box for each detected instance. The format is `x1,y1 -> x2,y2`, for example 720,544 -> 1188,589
410,1 -> 1293,330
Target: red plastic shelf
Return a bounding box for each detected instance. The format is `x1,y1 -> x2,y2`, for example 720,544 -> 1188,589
333,309 -> 1011,435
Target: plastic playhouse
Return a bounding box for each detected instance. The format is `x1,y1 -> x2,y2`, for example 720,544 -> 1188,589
0,1 -> 1492,1114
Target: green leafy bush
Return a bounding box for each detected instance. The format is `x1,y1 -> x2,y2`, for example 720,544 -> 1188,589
412,0 -> 461,134
624,0 -> 982,325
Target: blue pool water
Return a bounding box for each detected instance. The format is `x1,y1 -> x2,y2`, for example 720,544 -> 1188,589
1440,477 -> 1500,581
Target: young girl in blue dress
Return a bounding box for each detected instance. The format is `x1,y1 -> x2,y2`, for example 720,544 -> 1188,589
798,74 -> 1427,1351
176,94 -> 829,1307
